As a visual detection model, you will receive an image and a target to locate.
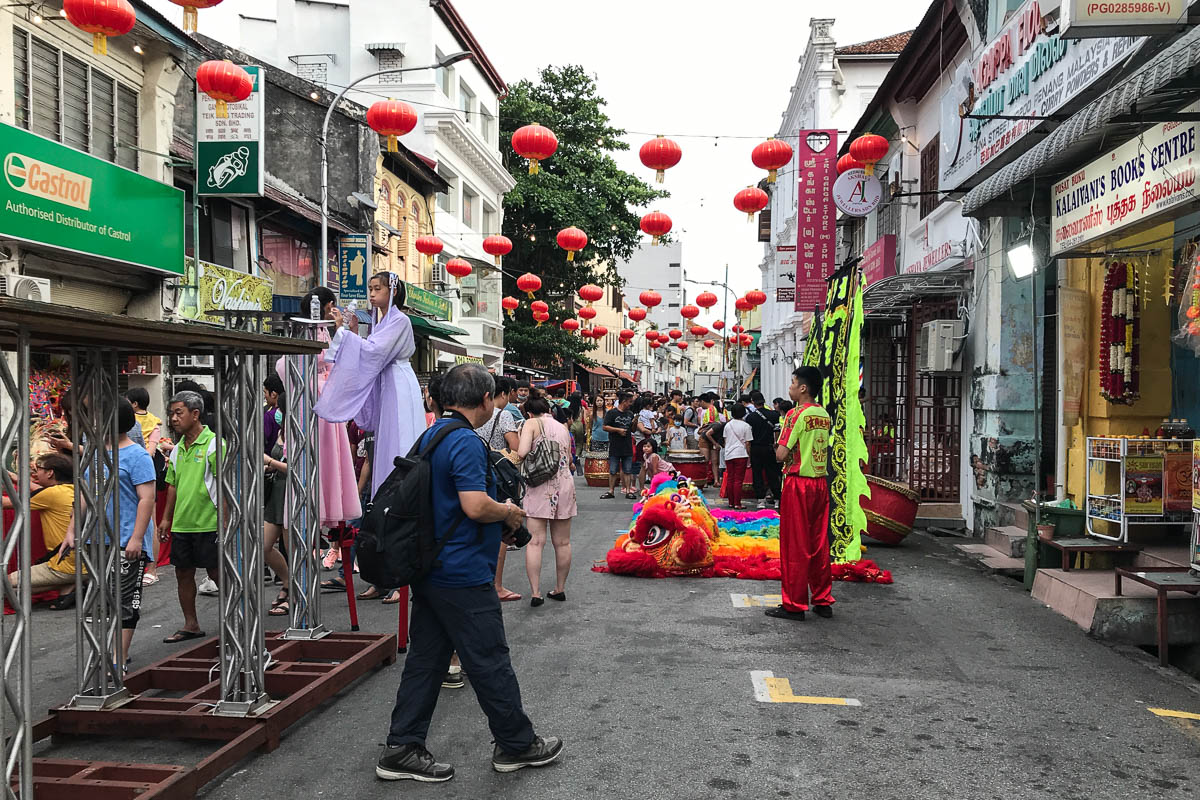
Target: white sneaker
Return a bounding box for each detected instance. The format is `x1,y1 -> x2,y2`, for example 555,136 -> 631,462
198,577 -> 219,596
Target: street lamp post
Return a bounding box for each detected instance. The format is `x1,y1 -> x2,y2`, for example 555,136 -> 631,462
687,268 -> 741,395
319,51 -> 472,288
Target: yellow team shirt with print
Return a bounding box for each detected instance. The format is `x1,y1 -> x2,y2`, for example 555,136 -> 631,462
136,410 -> 162,445
777,404 -> 831,478
31,484 -> 76,573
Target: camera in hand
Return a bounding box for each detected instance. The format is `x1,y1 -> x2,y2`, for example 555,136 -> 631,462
509,523 -> 532,549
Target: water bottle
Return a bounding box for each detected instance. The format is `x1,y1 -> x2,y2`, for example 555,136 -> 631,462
309,293 -> 320,321
342,300 -> 356,327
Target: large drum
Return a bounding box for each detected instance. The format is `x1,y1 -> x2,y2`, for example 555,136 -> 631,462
669,449 -> 709,489
583,449 -> 611,487
862,475 -> 920,545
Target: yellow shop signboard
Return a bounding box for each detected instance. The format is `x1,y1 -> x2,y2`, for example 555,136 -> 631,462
179,257 -> 274,325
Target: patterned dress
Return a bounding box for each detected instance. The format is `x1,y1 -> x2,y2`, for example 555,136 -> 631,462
522,415 -> 578,521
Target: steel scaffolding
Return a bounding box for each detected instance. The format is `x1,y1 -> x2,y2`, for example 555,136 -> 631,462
0,332 -> 31,800
68,349 -> 128,710
281,320 -> 326,640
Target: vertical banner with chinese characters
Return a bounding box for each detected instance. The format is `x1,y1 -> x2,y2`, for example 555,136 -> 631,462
794,130 -> 837,312
197,65 -> 264,197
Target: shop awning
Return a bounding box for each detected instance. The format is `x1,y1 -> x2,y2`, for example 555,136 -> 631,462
862,269 -> 971,316
427,336 -> 469,357
963,26 -> 1200,217
408,314 -> 468,338
616,370 -> 638,385
578,363 -> 617,378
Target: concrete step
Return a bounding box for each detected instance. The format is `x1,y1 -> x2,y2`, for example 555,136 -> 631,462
955,543 -> 1025,577
985,525 -> 1027,559
1032,568 -> 1200,647
996,501 -> 1030,530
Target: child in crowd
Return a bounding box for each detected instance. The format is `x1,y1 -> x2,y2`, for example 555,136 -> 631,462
638,438 -> 673,489
665,410 -> 688,452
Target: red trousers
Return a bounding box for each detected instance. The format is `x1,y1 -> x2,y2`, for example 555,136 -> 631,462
725,457 -> 748,507
779,475 -> 834,612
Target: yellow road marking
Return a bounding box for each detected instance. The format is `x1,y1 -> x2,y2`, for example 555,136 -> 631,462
730,593 -> 782,608
1148,707 -> 1200,721
751,671 -> 861,706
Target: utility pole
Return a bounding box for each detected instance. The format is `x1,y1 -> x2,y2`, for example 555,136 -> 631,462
721,263 -> 729,396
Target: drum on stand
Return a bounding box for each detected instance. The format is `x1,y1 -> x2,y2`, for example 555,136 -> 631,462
669,449 -> 709,489
862,475 -> 920,545
583,447 -> 611,488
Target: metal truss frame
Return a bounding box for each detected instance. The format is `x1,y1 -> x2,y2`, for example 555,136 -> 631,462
213,349 -> 269,716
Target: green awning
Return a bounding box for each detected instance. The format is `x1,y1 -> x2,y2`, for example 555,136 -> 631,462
407,314 -> 468,338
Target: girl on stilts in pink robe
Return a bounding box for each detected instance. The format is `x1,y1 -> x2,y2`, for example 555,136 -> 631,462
315,273 -> 425,500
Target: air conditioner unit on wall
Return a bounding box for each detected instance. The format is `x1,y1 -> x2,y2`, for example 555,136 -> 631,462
177,354 -> 215,369
916,319 -> 963,373
0,275 -> 52,303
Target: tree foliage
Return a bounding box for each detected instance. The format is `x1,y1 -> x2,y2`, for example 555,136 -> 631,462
500,65 -> 666,371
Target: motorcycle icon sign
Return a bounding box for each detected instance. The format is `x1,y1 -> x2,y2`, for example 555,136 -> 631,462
208,146 -> 250,190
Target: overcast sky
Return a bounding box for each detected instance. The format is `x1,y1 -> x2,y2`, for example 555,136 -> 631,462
152,0 -> 923,317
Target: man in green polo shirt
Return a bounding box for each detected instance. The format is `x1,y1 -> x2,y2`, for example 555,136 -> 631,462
158,390 -> 222,644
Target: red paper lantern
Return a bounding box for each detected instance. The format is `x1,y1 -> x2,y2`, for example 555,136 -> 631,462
695,291 -> 719,309
592,325 -> 609,339
690,325 -> 708,337
512,123 -> 559,174
732,323 -> 745,334
415,235 -> 444,258
367,99 -> 418,153
502,296 -> 520,318
578,283 -> 604,305
628,307 -> 647,323
578,306 -> 597,320
703,339 -> 715,349
849,133 -> 889,177
516,272 -> 542,298
167,0 -> 222,32
639,290 -> 662,308
837,153 -> 865,175
482,234 -> 512,266
740,333 -> 754,347
557,227 -> 588,262
679,304 -> 700,320
650,340 -> 662,350
733,186 -> 769,220
645,330 -> 660,342
530,300 -> 549,314
735,297 -> 753,312
445,257 -> 472,279
751,137 -> 793,184
533,310 -> 551,326
561,318 -> 580,333
745,289 -> 767,307
712,319 -> 725,331
619,328 -> 635,340
668,328 -> 683,340
196,60 -> 252,119
64,0 -> 135,55
640,211 -> 672,245
676,341 -> 689,350
639,135 -> 682,182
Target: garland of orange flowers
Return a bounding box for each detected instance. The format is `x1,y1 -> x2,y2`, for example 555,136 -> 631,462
1186,251 -> 1200,336
1099,261 -> 1139,404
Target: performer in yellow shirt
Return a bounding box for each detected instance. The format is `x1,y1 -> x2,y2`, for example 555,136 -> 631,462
769,366 -> 833,621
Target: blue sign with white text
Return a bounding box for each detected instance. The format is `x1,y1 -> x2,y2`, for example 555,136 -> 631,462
338,234 -> 369,301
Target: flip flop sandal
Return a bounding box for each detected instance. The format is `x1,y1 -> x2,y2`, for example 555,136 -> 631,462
163,629 -> 206,643
357,587 -> 382,600
381,590 -> 404,604
497,589 -> 522,602
319,579 -> 346,593
48,593 -> 76,611
268,601 -> 290,616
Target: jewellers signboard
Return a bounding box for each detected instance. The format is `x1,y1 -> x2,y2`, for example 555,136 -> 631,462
197,65 -> 264,197
0,122 -> 185,276
1061,0 -> 1185,38
179,257 -> 274,325
1051,101 -> 1200,254
939,0 -> 1141,191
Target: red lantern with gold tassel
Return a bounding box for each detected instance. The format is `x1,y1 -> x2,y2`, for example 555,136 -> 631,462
639,211 -> 672,245
751,137 -> 793,183
196,60 -> 253,119
628,307 -> 647,323
415,235 -> 443,267
639,290 -> 662,309
695,291 -> 719,309
578,283 -> 604,306
712,319 -> 725,331
734,297 -> 753,313
168,0 -> 222,32
445,257 -> 472,279
557,227 -> 588,262
733,186 -> 769,220
516,272 -> 542,299
578,306 -> 597,321
64,0 -> 136,56
530,300 -> 550,315
511,123 -> 559,174
561,318 -> 580,333
676,340 -> 689,350
680,304 -> 700,321
837,153 -> 865,175
650,340 -> 662,350
367,99 -> 418,153
745,289 -> 766,307
639,135 -> 682,183
533,310 -> 550,326
482,234 -> 512,266
849,133 -> 889,177
668,329 -> 683,340
703,339 -> 715,349
690,325 -> 708,337
592,325 -> 609,339
502,296 -> 520,319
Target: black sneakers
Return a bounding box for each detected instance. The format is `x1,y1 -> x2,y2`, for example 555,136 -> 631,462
441,671 -> 465,689
813,604 -> 833,619
492,735 -> 564,773
764,605 -> 806,621
376,744 -> 454,782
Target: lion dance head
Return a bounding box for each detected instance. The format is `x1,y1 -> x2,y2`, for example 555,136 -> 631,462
604,473 -> 718,577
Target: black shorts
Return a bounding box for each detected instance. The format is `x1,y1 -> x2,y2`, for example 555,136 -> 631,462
171,531 -> 219,571
119,554 -> 147,630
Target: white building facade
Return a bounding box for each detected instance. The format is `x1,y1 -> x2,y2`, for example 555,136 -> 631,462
758,19 -> 908,401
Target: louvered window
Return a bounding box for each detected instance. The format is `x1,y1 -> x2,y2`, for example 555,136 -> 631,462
919,134 -> 940,220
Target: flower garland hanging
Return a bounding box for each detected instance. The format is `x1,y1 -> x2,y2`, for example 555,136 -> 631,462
1099,261 -> 1139,405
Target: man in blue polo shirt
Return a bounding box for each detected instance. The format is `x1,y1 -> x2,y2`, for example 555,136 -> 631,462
378,364 -> 563,784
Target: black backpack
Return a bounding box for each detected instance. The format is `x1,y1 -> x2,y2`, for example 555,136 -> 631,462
356,418 -> 488,589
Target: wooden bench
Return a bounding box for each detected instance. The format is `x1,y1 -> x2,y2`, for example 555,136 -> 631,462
1042,537 -> 1143,571
1114,567 -> 1200,666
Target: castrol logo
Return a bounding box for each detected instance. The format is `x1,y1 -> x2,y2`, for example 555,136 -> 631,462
4,152 -> 92,211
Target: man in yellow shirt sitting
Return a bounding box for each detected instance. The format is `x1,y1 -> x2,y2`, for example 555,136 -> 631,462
6,453 -> 77,605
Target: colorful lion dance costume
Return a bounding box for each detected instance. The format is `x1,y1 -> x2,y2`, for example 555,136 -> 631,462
594,472 -> 891,583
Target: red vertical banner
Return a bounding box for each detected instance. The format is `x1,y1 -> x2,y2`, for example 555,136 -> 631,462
794,129 -> 837,312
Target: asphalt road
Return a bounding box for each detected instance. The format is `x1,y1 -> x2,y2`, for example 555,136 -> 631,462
24,479 -> 1200,798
